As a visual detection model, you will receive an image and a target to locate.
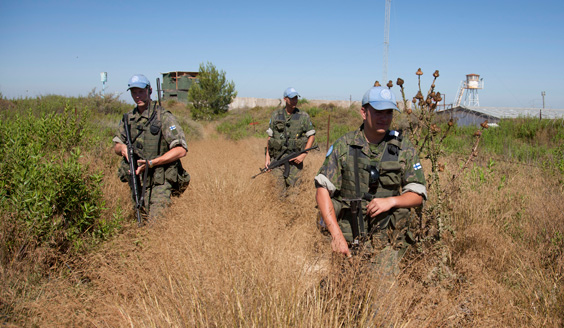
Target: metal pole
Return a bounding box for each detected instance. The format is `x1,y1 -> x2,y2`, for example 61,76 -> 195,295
541,91 -> 545,120
383,0 -> 391,82
326,115 -> 331,151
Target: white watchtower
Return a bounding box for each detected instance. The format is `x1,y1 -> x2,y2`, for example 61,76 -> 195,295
454,74 -> 484,107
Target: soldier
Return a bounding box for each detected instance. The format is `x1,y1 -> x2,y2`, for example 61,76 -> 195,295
314,86 -> 426,275
265,87 -> 316,188
113,74 -> 190,219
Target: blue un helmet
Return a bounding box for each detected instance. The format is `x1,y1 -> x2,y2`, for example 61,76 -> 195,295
361,86 -> 399,112
127,74 -> 151,90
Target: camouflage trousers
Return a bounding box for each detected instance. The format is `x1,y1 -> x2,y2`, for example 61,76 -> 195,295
270,160 -> 303,188
129,180 -> 173,220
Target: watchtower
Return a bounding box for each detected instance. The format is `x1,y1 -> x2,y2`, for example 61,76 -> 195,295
454,73 -> 484,107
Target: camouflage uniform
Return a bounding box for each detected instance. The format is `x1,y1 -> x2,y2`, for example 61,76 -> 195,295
315,124 -> 426,272
114,103 -> 189,218
266,107 -> 315,187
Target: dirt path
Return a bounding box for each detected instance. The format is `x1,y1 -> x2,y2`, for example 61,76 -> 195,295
26,133 -> 330,326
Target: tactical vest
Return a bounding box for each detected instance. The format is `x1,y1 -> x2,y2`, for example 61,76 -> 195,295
338,130 -> 409,245
268,108 -> 308,158
126,105 -> 184,188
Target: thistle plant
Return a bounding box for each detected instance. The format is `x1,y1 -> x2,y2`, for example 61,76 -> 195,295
392,69 -> 489,268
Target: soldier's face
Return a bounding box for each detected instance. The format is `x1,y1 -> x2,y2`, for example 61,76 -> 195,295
130,87 -> 151,109
362,105 -> 393,134
284,96 -> 298,111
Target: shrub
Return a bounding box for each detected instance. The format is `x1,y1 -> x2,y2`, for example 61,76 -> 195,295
0,104 -> 117,263
188,62 -> 237,121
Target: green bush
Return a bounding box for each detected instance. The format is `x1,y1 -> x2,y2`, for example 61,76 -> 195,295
188,62 -> 237,121
0,104 -> 117,261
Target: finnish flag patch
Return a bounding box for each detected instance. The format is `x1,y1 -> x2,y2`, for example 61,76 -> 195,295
169,125 -> 176,131
413,163 -> 422,170
389,130 -> 399,137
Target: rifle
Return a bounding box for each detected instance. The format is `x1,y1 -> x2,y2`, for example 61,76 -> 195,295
252,145 -> 319,179
156,77 -> 162,107
123,113 -> 144,225
341,193 -> 392,245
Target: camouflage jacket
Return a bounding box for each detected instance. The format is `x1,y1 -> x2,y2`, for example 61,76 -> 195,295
266,107 -> 315,158
113,103 -> 188,157
113,103 -> 188,186
315,124 -> 426,245
315,124 -> 426,199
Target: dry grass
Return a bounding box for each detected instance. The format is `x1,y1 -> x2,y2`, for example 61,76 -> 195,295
4,131 -> 564,327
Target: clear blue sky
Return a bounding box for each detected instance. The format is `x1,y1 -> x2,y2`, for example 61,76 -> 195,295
1,0 -> 563,108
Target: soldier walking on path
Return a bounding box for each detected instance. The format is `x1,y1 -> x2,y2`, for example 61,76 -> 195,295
265,87 -> 316,189
314,86 -> 426,277
113,74 -> 190,220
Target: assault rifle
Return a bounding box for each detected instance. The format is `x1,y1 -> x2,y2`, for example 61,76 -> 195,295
156,78 -> 162,107
252,145 -> 319,179
123,113 -> 144,225
341,193 -> 392,246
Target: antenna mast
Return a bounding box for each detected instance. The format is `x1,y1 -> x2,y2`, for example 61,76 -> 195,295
383,0 -> 391,82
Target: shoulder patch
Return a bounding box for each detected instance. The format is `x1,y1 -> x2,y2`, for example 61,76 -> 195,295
325,145 -> 333,157
169,125 -> 176,131
389,130 -> 399,137
413,163 -> 422,170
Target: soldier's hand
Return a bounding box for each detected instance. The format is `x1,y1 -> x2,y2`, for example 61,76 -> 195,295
265,157 -> 271,171
290,153 -> 307,164
366,197 -> 396,218
331,235 -> 351,257
119,144 -> 129,161
136,159 -> 147,175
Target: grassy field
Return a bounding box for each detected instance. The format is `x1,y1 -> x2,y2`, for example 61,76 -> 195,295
1,94 -> 563,327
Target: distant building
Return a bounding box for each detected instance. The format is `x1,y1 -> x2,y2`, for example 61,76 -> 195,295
437,106 -> 564,127
160,71 -> 199,103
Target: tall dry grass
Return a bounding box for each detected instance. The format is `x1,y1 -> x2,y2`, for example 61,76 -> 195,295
7,132 -> 564,327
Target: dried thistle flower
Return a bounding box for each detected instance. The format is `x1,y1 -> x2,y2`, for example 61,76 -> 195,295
396,78 -> 404,86
387,80 -> 393,88
474,130 -> 482,137
416,68 -> 423,76
407,108 -> 412,114
412,98 -> 417,104
416,91 -> 423,100
448,119 -> 454,126
433,70 -> 440,77
480,120 -> 489,129
374,81 -> 381,87
430,102 -> 437,111
438,163 -> 445,172
426,98 -> 433,105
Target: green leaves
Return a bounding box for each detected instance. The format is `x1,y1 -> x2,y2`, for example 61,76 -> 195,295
0,104 -> 112,258
188,62 -> 238,121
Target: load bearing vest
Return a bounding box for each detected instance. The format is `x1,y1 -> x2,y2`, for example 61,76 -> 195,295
338,131 -> 408,242
268,109 -> 308,158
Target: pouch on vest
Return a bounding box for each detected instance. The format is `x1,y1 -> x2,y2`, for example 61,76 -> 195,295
268,137 -> 285,155
379,161 -> 402,188
117,158 -> 130,183
391,207 -> 416,245
287,138 -> 305,152
274,121 -> 286,132
153,166 -> 166,185
174,164 -> 191,196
